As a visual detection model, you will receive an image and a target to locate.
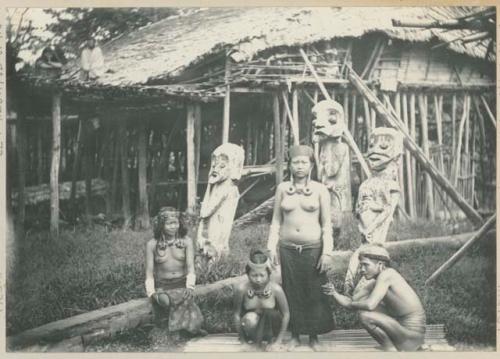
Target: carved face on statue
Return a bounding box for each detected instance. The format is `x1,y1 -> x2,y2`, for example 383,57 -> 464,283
312,100 -> 346,142
367,127 -> 403,171
208,143 -> 245,184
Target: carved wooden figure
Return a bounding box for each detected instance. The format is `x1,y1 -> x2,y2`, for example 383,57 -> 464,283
312,100 -> 352,234
345,127 -> 403,295
197,143 -> 245,256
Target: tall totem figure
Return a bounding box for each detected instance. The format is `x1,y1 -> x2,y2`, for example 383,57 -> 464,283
197,143 -> 245,256
312,100 -> 352,238
344,127 -> 403,295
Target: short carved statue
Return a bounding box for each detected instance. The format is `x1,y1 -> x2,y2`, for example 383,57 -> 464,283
197,143 -> 245,256
312,100 -> 352,237
345,127 -> 403,295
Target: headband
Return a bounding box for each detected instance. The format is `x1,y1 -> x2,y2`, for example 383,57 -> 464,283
247,258 -> 272,271
288,145 -> 314,159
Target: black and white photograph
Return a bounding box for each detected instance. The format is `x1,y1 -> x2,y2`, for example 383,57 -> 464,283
4,5 -> 497,353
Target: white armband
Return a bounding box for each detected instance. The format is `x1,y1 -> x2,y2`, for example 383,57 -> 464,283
145,278 -> 155,298
267,224 -> 280,252
186,273 -> 196,290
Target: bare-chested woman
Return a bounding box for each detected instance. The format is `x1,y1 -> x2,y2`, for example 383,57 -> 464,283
323,244 -> 426,351
267,145 -> 335,350
145,207 -> 204,335
233,249 -> 290,351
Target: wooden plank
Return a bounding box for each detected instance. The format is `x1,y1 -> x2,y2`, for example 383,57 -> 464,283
50,92 -> 62,236
348,69 -> 483,226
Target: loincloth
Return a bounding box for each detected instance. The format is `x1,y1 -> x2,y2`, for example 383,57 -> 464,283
396,310 -> 426,335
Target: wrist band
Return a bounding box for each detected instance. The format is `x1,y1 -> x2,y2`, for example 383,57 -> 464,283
186,273 -> 196,289
145,278 -> 155,297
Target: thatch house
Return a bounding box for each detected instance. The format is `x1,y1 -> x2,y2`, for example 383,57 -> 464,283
9,6 -> 496,233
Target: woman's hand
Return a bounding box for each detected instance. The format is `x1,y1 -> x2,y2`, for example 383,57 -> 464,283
183,287 -> 194,300
316,254 -> 330,272
322,282 -> 336,296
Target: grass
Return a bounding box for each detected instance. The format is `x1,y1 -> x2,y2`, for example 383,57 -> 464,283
6,218 -> 495,351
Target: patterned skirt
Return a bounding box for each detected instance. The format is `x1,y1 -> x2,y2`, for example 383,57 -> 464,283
152,276 -> 204,333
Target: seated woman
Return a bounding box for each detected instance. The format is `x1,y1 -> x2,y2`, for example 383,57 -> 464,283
233,249 -> 290,351
145,207 -> 205,337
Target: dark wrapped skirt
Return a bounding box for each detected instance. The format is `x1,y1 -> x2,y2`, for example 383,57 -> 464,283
242,308 -> 282,344
279,242 -> 335,335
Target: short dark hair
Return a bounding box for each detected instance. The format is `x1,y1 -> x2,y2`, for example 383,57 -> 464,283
245,248 -> 271,275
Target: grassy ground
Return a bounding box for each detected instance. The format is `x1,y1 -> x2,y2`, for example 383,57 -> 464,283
7,218 -> 495,351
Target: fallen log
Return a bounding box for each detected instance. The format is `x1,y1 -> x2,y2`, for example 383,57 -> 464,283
7,231 -> 484,352
11,179 -> 108,207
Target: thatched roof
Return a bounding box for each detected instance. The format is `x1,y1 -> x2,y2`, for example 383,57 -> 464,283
65,7 -> 493,87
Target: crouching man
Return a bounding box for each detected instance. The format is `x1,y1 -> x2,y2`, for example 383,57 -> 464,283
323,244 -> 426,351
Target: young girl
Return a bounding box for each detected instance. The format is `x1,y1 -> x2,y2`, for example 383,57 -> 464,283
145,207 -> 204,336
233,249 -> 290,351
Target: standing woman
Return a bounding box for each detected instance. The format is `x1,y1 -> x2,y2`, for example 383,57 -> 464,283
145,207 -> 204,336
267,145 -> 335,350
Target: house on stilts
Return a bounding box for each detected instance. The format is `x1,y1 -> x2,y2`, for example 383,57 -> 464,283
9,6 -> 496,234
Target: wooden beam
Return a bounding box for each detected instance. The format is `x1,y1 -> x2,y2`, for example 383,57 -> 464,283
425,214 -> 496,285
348,68 -> 483,227
222,56 -> 231,144
186,103 -> 200,213
300,49 -> 371,177
50,92 -> 62,237
418,94 -> 434,220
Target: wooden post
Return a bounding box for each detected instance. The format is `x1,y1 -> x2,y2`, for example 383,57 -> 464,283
50,92 -> 62,237
119,123 -> 131,227
409,93 -> 417,206
222,56 -> 231,144
36,124 -> 44,184
136,119 -> 150,229
282,91 -> 299,145
425,213 -> 496,285
69,118 -> 83,220
292,89 -> 300,144
350,93 -> 357,137
273,94 -> 283,184
453,94 -> 468,186
110,133 -> 120,212
402,93 -> 416,219
194,105 -> 202,184
348,69 -> 483,226
16,108 -> 27,234
186,103 -> 200,213
451,94 -> 457,153
343,90 -> 349,129
418,93 -> 434,220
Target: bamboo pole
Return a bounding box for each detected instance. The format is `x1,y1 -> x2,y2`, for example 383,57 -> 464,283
350,93 -> 357,137
402,92 -> 415,219
300,49 -> 371,177
418,93 -> 434,220
281,91 -> 299,145
194,105 -> 202,184
363,98 -> 371,149
343,90 -> 349,129
69,119 -> 83,219
480,95 -> 496,128
425,213 -> 496,285
83,127 -> 93,221
110,133 -> 120,212
222,57 -> 231,144
451,94 -> 457,154
186,103 -> 200,213
273,94 -> 283,184
453,94 -> 468,187
119,123 -> 131,228
50,92 -> 62,237
472,96 -> 487,207
348,69 -> 482,226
